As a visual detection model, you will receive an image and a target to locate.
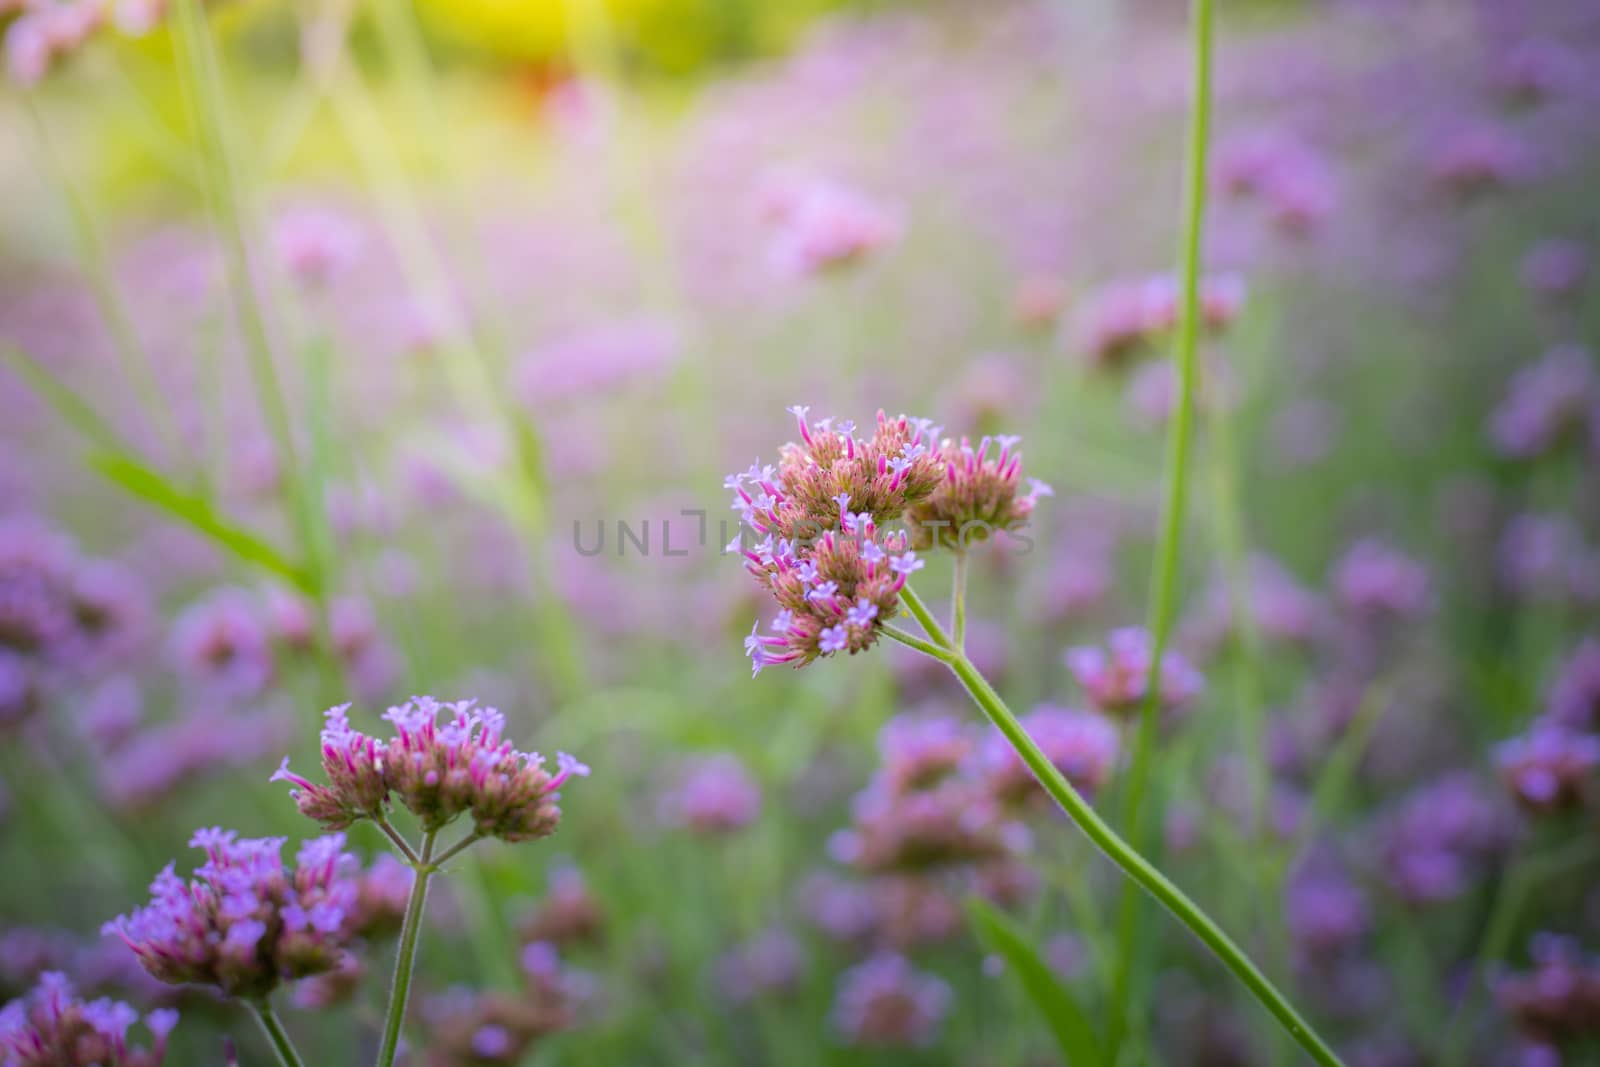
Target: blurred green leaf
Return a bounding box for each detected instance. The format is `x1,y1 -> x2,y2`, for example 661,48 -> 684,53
90,451 -> 314,591
2,345 -> 131,456
966,896 -> 1103,1066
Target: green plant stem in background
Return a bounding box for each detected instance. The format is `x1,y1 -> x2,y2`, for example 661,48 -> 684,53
950,550 -> 969,650
21,99 -> 187,470
376,830 -> 437,1067
1110,0 -> 1218,1052
887,587 -> 1344,1067
248,1000 -> 308,1067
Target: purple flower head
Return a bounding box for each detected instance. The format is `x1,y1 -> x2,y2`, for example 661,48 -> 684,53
0,971 -> 174,1067
662,753 -> 762,835
1331,539 -> 1432,622
272,697 -> 587,843
1183,555 -> 1326,656
1065,627 -> 1204,716
0,518 -> 79,659
831,954 -> 951,1048
733,410 -> 947,675
798,872 -> 882,946
1286,873 -> 1370,960
169,587 -> 274,701
1549,638 -> 1600,731
1071,273 -> 1246,369
715,928 -> 805,1004
1498,514 -> 1600,604
978,704 -> 1120,805
272,202 -> 363,287
836,778 -> 1028,875
906,432 -> 1050,551
760,175 -> 902,277
101,830 -> 359,999
876,715 -> 972,794
0,649 -> 41,734
1495,934 -> 1600,1045
1521,239 -> 1590,301
1490,346 -> 1600,460
518,866 -> 605,948
3,2 -> 102,89
1431,125 -> 1536,197
1376,773 -> 1512,906
1496,721 -> 1600,815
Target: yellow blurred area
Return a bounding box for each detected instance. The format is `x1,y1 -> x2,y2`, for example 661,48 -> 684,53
410,0 -> 844,71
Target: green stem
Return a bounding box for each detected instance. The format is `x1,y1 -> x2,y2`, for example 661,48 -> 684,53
951,551 -> 969,651
883,625 -> 953,661
917,633 -> 1343,1067
248,1000 -> 308,1067
373,814 -> 420,866
898,582 -> 952,648
1110,0 -> 1217,1052
376,830 -> 436,1067
427,830 -> 483,869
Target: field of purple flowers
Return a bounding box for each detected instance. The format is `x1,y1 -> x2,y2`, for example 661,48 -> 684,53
2,0 -> 1599,1064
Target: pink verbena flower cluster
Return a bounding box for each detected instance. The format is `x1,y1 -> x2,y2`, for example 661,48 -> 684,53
271,698 -> 589,842
102,830 -> 361,1000
0,972 -> 176,1067
731,409 -> 946,676
906,434 -> 1052,550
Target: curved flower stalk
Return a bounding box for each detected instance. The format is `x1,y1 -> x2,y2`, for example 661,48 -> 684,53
270,697 -> 588,1067
729,408 -> 1344,1067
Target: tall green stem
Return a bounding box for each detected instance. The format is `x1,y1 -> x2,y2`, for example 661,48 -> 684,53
1110,0 -> 1217,1052
248,1000 -> 308,1067
882,617 -> 1344,1067
376,830 -> 436,1067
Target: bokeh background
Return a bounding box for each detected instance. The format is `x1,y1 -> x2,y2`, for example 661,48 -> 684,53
2,0 -> 1599,1063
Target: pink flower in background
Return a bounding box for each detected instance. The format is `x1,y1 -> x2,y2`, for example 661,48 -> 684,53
514,319 -> 681,410
831,954 -> 950,1048
1490,346 -> 1599,459
0,971 -> 176,1067
662,753 -> 762,834
1332,539 -> 1431,622
272,203 -> 364,288
1432,126 -> 1536,196
976,704 -> 1120,804
1520,239 -> 1589,300
1065,627 -> 1204,717
169,588 -> 274,700
760,177 -> 902,277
